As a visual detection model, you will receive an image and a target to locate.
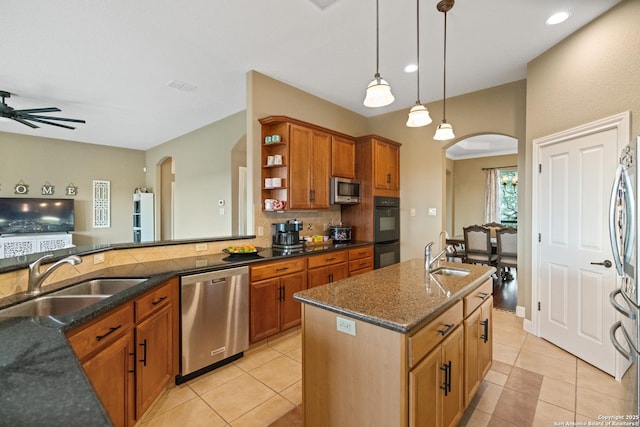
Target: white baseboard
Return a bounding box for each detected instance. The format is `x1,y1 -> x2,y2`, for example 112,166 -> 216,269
515,305 -> 526,318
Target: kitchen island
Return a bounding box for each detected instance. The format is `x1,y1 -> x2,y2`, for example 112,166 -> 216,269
294,259 -> 495,427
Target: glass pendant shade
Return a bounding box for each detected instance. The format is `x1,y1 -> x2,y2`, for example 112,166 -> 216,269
406,103 -> 432,127
434,121 -> 455,140
364,74 -> 395,108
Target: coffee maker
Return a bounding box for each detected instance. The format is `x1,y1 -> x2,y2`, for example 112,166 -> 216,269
272,219 -> 304,251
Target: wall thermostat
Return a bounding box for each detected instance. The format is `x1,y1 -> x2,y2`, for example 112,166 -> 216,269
218,200 -> 225,206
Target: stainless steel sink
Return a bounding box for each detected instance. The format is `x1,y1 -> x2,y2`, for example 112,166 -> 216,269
51,278 -> 148,296
430,267 -> 470,277
0,295 -> 110,317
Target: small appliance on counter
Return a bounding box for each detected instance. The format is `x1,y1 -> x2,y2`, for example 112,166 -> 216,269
272,219 -> 304,251
328,225 -> 352,242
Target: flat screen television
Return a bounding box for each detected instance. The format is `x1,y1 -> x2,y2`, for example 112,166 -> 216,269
0,197 -> 75,235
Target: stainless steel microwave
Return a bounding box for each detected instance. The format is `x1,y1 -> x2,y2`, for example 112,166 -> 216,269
330,177 -> 361,204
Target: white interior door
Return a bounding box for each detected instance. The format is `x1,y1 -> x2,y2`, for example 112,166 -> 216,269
537,125 -> 621,376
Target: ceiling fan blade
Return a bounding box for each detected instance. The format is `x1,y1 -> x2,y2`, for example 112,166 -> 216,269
24,116 -> 77,130
22,114 -> 86,124
12,117 -> 39,129
14,107 -> 61,114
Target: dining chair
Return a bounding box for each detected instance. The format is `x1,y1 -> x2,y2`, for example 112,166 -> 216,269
463,225 -> 497,267
496,227 -> 517,284
482,222 -> 504,239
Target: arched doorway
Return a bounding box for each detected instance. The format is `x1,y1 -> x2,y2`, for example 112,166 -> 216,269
159,157 -> 174,240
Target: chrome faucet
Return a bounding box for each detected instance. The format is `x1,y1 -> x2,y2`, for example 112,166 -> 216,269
28,254 -> 82,295
425,241 -> 455,271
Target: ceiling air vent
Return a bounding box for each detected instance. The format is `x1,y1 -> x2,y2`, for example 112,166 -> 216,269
166,80 -> 197,92
308,0 -> 338,10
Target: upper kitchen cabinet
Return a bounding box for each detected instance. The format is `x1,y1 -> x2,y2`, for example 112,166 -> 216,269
289,124 -> 331,210
356,135 -> 401,198
331,135 -> 356,179
259,116 -> 357,211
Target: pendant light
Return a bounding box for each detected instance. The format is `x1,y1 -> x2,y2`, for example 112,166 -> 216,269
434,0 -> 455,141
363,0 -> 395,108
406,0 -> 432,127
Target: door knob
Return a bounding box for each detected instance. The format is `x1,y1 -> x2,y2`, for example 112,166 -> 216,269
591,260 -> 613,268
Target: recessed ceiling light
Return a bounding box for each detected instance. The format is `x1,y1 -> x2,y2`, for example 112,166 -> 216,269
404,64 -> 418,73
546,11 -> 570,25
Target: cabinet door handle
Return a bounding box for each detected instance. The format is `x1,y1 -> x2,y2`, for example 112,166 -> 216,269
439,361 -> 451,396
386,173 -> 391,184
480,319 -> 489,343
281,286 -> 285,302
128,351 -> 136,374
326,257 -> 336,262
139,339 -> 148,367
96,324 -> 121,341
152,295 -> 168,306
477,292 -> 490,301
276,267 -> 289,272
437,323 -> 455,336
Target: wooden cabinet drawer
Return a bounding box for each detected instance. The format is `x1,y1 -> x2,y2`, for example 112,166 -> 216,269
307,250 -> 348,269
135,279 -> 175,323
68,303 -> 134,361
408,300 -> 463,367
463,278 -> 492,317
348,246 -> 373,260
251,258 -> 306,282
349,257 -> 373,273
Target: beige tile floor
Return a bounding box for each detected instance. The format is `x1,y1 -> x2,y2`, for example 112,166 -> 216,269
138,309 -> 635,426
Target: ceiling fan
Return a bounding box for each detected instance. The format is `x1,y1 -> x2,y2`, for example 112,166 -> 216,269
0,90 -> 85,130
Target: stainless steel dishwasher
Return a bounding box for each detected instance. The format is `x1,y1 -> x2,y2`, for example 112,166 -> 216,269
177,266 -> 249,383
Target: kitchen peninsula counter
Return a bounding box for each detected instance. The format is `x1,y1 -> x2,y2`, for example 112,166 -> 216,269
294,259 -> 496,427
0,241 -> 371,427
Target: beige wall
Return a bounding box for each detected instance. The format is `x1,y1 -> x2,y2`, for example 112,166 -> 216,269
366,81 -> 526,262
145,110 -> 247,239
451,154 -> 518,236
520,0 -> 640,319
0,132 -> 145,245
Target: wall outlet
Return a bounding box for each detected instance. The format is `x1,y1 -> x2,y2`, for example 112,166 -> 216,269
93,253 -> 105,264
336,316 -> 356,336
195,259 -> 208,267
195,243 -> 208,251
428,208 -> 437,216
257,226 -> 264,236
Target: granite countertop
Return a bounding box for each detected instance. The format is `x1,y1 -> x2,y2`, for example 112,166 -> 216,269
294,259 -> 495,334
0,241 -> 370,426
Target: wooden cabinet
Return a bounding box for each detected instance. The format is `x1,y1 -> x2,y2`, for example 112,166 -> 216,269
67,278 -> 178,426
259,116 -> 358,211
409,325 -> 464,427
341,135 -> 401,242
463,279 -> 493,406
289,124 -> 331,209
307,250 -> 349,288
67,304 -> 136,427
331,135 -> 356,178
134,278 -> 178,418
250,258 -> 307,342
373,138 -> 400,195
348,246 -> 374,276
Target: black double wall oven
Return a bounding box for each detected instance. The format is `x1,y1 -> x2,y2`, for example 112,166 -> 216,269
373,196 -> 400,269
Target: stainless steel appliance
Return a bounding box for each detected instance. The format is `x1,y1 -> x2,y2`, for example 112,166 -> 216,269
177,266 -> 249,383
373,196 -> 400,268
609,136 -> 639,417
272,219 -> 303,251
331,177 -> 361,204
329,225 -> 352,242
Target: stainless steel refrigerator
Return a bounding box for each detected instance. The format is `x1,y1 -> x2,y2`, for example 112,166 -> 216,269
609,136 -> 639,417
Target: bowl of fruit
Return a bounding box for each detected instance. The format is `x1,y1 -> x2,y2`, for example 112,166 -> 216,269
222,244 -> 262,255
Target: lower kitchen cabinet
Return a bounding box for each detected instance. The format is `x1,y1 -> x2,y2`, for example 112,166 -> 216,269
409,325 -> 464,427
307,250 -> 349,288
67,278 -> 178,427
463,283 -> 493,406
348,246 -> 374,276
250,258 -> 307,343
